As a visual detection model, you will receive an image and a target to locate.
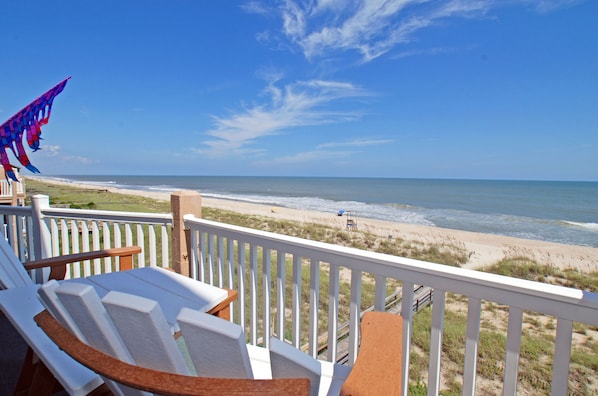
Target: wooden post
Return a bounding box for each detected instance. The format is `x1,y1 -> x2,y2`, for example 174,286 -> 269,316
171,191 -> 202,277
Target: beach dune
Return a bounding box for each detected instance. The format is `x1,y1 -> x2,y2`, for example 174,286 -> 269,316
25,176 -> 598,272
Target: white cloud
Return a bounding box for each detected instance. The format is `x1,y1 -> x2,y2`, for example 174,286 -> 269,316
316,138 -> 395,149
39,145 -> 61,157
262,149 -> 355,164
258,0 -> 581,62
194,78 -> 369,157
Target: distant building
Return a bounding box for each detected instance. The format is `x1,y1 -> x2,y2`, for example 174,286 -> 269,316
0,166 -> 27,206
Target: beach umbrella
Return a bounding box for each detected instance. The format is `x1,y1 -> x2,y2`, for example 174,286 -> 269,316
0,77 -> 70,181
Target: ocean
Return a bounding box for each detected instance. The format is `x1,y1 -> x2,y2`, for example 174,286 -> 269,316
50,176 -> 598,248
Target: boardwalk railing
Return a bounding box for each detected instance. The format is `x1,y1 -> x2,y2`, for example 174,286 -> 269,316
1,192 -> 597,395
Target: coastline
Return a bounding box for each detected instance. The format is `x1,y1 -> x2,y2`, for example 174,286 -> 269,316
25,176 -> 598,272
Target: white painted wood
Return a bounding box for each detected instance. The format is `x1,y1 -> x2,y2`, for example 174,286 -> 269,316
102,221 -> 111,273
238,241 -> 247,329
348,270 -> 362,365
503,307 -> 523,396
0,236 -> 33,289
53,282 -> 148,396
177,307 -> 256,378
427,289 -> 446,396
400,281 -> 414,396
0,285 -> 103,395
291,254 -> 302,348
551,318 -> 573,396
68,267 -> 228,330
148,225 -> 156,266
327,263 -> 340,362
161,226 -> 168,268
276,250 -> 286,340
308,257 -> 320,358
250,244 -> 258,344
269,337 -> 351,396
136,224 -> 145,267
54,282 -> 133,361
102,291 -> 190,375
463,297 -> 482,396
262,247 -> 272,348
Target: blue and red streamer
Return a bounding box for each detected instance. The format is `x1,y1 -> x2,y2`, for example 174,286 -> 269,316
0,77 -> 70,181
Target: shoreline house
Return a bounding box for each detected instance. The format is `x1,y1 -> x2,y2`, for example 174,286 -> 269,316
0,166 -> 26,206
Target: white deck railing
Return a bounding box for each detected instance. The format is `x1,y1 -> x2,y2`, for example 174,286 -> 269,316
1,195 -> 597,395
0,195 -> 172,277
184,215 -> 598,396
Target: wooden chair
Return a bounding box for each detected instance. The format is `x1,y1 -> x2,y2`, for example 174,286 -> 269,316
36,281 -> 404,396
0,236 -> 141,395
35,285 -> 310,396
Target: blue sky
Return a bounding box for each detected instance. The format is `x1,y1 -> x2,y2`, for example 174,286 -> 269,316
1,0 -> 596,180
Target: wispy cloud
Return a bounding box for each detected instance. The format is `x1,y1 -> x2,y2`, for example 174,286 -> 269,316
261,149 -> 355,164
274,0 -> 492,62
258,0 -> 580,63
194,78 -> 369,157
316,138 -> 395,149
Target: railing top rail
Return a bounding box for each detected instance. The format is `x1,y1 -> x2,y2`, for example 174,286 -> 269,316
185,215 -> 598,325
41,207 -> 173,225
0,205 -> 32,216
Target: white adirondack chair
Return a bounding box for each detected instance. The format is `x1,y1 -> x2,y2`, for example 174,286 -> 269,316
0,236 -> 141,395
36,284 -> 308,395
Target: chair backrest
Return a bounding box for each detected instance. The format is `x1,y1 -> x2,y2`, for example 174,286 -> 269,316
101,291 -> 191,375
47,282 -> 150,396
0,237 -> 33,289
269,337 -> 322,396
177,307 -> 255,379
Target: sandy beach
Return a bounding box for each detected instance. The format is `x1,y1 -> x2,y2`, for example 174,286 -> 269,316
26,176 -> 598,272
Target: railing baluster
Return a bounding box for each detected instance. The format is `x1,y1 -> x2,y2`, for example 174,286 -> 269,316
276,250 -> 286,341
92,222 -> 101,274
81,221 -> 91,276
161,226 -> 168,268
308,258 -> 320,358
291,254 -> 302,348
102,221 -> 112,273
217,236 -> 224,288
206,233 -> 216,285
70,220 -> 80,278
249,244 -> 258,345
503,307 -> 523,396
238,241 -> 247,332
50,219 -> 59,256
428,289 -> 446,396
463,297 -> 482,396
374,274 -> 386,311
327,263 -> 340,362
227,238 -> 235,321
148,225 -> 156,267
136,224 -> 145,268
262,247 -> 272,348
348,269 -> 362,365
400,281 -> 414,396
551,318 -> 573,396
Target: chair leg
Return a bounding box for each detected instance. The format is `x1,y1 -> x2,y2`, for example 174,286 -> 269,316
13,348 -> 62,396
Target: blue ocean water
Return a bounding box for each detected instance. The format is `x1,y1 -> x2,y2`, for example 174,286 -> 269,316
51,176 -> 598,248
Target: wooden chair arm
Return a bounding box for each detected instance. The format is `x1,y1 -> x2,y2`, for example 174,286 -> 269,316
24,246 -> 142,280
340,311 -> 403,396
34,310 -> 310,396
206,289 -> 238,320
